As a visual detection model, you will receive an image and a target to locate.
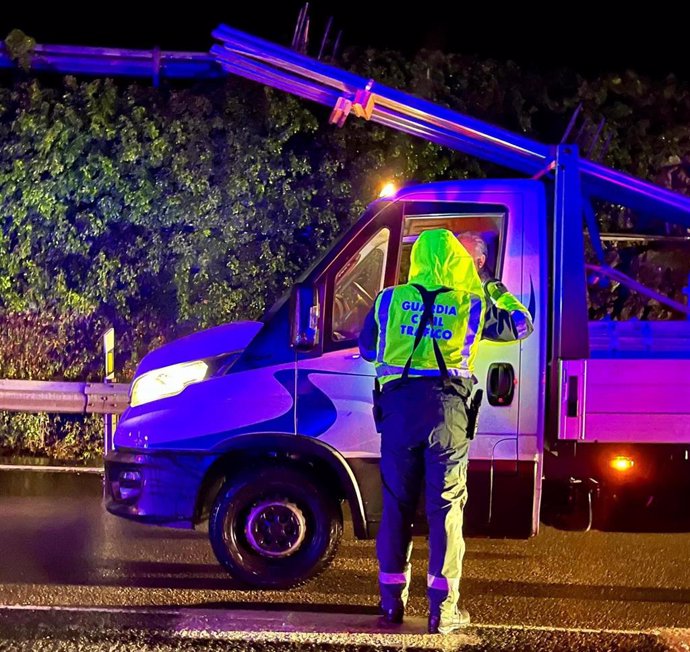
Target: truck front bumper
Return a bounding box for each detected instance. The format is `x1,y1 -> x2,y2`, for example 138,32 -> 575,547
104,448 -> 214,528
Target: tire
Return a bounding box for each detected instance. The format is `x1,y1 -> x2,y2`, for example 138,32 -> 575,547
208,465 -> 343,589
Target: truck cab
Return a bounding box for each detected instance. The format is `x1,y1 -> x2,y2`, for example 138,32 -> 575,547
105,179 -> 547,587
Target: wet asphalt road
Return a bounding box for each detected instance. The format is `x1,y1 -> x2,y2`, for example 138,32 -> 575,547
0,476 -> 689,649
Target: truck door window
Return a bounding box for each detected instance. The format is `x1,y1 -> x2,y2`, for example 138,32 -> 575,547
332,228 -> 390,341
398,209 -> 505,283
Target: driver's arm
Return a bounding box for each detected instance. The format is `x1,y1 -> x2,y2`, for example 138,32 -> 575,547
481,279 -> 533,342
358,304 -> 378,362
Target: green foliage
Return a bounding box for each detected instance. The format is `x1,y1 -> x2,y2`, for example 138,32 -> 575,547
0,412 -> 102,462
0,310 -> 105,379
0,76 -> 358,376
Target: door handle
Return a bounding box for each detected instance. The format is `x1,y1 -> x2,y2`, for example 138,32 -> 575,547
486,362 -> 515,406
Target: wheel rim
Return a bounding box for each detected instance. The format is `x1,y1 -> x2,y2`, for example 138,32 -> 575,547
244,499 -> 307,558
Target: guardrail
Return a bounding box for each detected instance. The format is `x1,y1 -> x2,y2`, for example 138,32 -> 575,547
0,380 -> 130,414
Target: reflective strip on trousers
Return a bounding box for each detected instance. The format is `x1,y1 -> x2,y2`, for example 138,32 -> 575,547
427,574 -> 460,592
379,570 -> 410,585
375,365 -> 472,379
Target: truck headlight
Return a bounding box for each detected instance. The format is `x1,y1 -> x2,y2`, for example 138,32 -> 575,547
130,360 -> 209,407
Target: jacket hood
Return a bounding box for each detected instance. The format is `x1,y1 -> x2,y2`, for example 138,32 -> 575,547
408,228 -> 483,294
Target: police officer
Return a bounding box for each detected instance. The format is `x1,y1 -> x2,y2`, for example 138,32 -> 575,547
358,228 -> 533,634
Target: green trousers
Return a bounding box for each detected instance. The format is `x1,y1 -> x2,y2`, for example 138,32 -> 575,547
376,376 -> 471,620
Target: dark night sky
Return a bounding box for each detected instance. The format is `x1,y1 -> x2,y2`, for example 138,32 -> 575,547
0,2 -> 687,81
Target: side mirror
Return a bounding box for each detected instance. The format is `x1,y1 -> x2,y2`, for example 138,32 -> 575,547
290,283 -> 320,351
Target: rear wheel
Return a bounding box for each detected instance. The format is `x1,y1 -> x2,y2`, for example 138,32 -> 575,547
209,465 -> 343,588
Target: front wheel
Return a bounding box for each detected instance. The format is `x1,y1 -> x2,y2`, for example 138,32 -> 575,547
209,465 -> 343,588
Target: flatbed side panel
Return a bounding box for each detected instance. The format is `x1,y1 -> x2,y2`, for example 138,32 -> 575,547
561,358 -> 690,443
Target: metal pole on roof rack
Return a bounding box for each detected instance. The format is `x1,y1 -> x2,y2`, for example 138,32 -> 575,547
152,46 -> 161,87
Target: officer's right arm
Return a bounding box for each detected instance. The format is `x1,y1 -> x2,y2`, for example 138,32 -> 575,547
481,280 -> 534,342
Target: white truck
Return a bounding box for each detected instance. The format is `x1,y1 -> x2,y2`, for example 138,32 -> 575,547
105,25 -> 690,588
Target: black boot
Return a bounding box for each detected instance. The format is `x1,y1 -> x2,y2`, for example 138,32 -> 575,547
379,603 -> 404,626
428,614 -> 441,634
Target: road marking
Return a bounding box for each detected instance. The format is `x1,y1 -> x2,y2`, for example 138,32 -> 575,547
0,605 -> 681,650
0,605 -> 179,614
0,605 -> 479,648
478,622 -> 650,636
0,604 -> 660,635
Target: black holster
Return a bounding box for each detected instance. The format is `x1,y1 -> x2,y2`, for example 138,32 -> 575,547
372,378 -> 383,433
466,388 -> 483,440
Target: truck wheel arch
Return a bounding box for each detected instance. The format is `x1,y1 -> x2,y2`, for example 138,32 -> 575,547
194,433 -> 369,539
